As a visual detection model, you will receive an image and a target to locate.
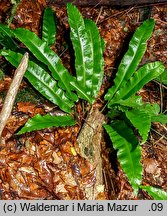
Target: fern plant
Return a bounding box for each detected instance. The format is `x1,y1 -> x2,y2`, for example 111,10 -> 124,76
0,3 -> 167,199
104,19 -> 167,198
0,3 -> 104,130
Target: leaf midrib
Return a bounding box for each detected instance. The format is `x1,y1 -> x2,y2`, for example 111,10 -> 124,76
115,29 -> 146,93
117,133 -> 138,186
75,24 -> 87,88
25,67 -> 72,109
13,29 -> 70,93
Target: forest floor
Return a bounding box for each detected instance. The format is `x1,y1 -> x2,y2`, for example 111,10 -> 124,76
0,0 -> 166,199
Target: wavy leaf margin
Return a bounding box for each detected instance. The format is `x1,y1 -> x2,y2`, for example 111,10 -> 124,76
105,19 -> 155,101
104,121 -> 142,195
17,114 -> 76,134
140,186 -> 167,200
0,49 -> 74,113
42,7 -> 56,46
12,27 -> 77,101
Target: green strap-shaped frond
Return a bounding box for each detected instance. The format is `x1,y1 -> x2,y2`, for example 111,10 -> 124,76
67,3 -> 104,100
67,3 -> 92,92
42,7 -> 56,46
67,3 -> 104,102
105,19 -> 155,101
0,23 -> 18,50
112,95 -> 144,108
17,114 -> 76,134
84,19 -> 104,98
152,114 -> 167,124
115,97 -> 160,117
0,49 -> 74,113
125,109 -> 151,143
109,61 -> 165,105
140,186 -> 167,200
104,121 -> 142,195
12,27 -> 77,101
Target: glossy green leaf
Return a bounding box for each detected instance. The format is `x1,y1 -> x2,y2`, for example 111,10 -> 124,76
12,27 -> 77,101
113,95 -> 144,108
67,3 -> 93,95
144,103 -> 160,116
125,109 -> 151,143
101,38 -> 106,52
42,7 -> 56,46
70,80 -> 94,103
17,114 -> 76,134
67,4 -> 104,99
0,23 -> 18,50
104,121 -> 142,195
105,19 -> 155,101
140,186 -> 167,200
84,19 -> 104,97
152,113 -> 167,124
117,97 -> 160,116
155,69 -> 167,85
110,62 -> 165,105
0,49 -> 74,113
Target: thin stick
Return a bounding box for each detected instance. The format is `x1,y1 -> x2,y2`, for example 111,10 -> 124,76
98,6 -> 134,25
159,80 -> 163,113
151,128 -> 167,140
153,79 -> 164,113
0,52 -> 29,144
153,79 -> 167,90
96,6 -> 103,24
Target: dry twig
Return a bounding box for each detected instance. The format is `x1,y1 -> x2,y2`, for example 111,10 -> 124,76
0,53 -> 29,144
